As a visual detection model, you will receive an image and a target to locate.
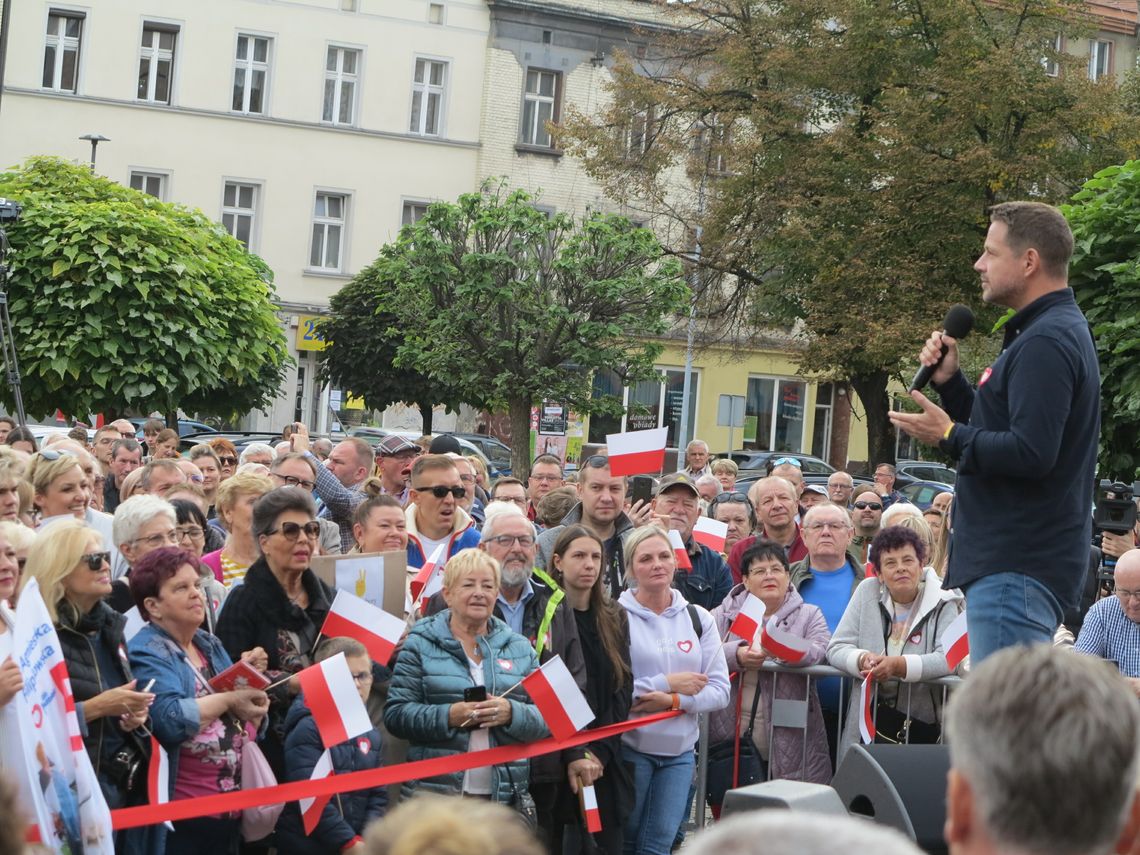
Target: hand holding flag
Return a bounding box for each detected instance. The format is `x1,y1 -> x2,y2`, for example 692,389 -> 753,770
520,655 -> 595,741
728,593 -> 765,643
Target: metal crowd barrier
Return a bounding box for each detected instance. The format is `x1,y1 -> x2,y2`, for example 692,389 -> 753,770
690,663 -> 964,830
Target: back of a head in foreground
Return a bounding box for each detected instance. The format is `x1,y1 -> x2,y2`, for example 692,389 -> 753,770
944,644 -> 1140,855
683,810 -> 924,855
362,794 -> 544,855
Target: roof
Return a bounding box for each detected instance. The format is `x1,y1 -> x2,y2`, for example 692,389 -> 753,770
1087,0 -> 1138,35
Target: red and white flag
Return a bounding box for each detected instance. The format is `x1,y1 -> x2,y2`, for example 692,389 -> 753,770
859,675 -> 876,744
605,427 -> 668,476
410,541 -> 448,605
760,623 -> 811,664
692,516 -> 728,553
582,784 -> 603,833
296,652 -> 373,750
667,529 -> 692,571
942,610 -> 969,670
728,593 -> 765,643
147,736 -> 176,831
322,590 -> 405,667
521,655 -> 595,741
299,749 -> 334,835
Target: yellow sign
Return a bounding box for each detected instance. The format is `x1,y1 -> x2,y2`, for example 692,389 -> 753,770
345,394 -> 365,411
296,315 -> 327,351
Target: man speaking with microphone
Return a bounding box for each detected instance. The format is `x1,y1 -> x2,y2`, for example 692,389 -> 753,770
890,201 -> 1099,663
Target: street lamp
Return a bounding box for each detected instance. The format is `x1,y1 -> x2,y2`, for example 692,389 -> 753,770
78,133 -> 109,170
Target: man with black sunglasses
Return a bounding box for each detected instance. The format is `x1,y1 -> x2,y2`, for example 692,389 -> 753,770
851,489 -> 883,564
404,454 -> 481,571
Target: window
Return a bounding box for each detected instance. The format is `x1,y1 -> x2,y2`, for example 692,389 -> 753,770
586,367 -> 698,448
43,11 -> 83,92
1089,39 -> 1112,81
129,171 -> 167,200
1043,33 -> 1062,77
743,377 -> 806,452
138,23 -> 178,104
810,383 -> 833,460
402,200 -> 430,226
694,116 -> 731,174
222,182 -> 259,250
410,58 -> 447,136
521,69 -> 560,147
428,3 -> 445,24
623,105 -> 656,157
233,34 -> 271,114
310,192 -> 347,271
323,46 -> 360,125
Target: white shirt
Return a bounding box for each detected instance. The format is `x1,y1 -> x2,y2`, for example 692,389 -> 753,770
461,656 -> 492,795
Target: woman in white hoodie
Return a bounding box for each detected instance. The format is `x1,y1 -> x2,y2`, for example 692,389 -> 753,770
619,526 -> 730,855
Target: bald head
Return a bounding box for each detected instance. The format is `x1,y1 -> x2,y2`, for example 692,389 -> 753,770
770,462 -> 803,492
1115,549 -> 1140,595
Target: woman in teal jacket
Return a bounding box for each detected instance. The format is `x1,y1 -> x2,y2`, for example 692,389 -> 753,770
385,548 -> 548,803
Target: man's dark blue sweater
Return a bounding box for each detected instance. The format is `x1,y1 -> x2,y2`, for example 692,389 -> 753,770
935,288 -> 1099,610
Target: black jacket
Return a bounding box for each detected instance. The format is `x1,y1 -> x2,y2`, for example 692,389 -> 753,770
937,288 -> 1099,609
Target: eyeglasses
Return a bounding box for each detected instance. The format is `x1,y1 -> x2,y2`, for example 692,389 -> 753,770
746,566 -> 787,577
803,521 -> 849,532
80,551 -> 110,571
273,473 -> 316,491
1117,589 -> 1140,601
218,456 -> 238,467
458,474 -> 476,484
772,457 -> 801,468
530,474 -> 561,482
414,485 -> 465,499
351,671 -> 374,685
828,482 -> 853,490
176,525 -> 205,542
853,501 -> 883,511
584,455 -> 610,468
714,491 -> 750,503
485,534 -> 536,548
269,520 -> 322,541
133,529 -> 179,548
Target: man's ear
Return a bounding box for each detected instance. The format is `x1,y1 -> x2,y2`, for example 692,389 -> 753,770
1113,789 -> 1140,854
945,768 -> 972,848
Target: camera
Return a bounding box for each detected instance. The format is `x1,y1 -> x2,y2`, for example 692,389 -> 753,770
0,199 -> 21,224
1094,480 -> 1140,536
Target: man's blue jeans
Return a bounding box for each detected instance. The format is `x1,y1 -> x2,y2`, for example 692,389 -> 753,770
965,572 -> 1063,664
623,747 -> 695,855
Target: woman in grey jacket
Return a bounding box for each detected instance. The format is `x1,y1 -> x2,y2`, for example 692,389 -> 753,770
827,526 -> 963,762
385,548 -> 548,803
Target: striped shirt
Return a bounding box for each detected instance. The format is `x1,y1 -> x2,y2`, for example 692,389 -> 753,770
1075,596 -> 1140,677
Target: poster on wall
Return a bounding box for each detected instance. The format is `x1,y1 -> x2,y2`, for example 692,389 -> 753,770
530,401 -> 584,466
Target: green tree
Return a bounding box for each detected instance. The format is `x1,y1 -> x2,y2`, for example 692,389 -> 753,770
561,0 -> 1140,465
1065,160 -> 1140,479
0,156 -> 289,422
316,266 -> 473,435
372,183 -> 689,478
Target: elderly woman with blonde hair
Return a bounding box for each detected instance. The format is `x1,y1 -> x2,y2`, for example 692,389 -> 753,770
385,549 -> 547,803
201,471 -> 274,587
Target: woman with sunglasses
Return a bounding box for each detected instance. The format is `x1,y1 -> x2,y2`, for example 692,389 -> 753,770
215,488 -> 334,777
207,437 -> 239,481
20,519 -> 158,853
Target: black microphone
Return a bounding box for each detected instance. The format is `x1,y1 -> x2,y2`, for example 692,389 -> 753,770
909,304 -> 975,392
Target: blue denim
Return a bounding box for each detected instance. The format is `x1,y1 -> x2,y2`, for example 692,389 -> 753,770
623,747 -> 696,855
964,572 -> 1063,664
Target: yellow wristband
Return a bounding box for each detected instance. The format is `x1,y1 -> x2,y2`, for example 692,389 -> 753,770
942,422 -> 955,440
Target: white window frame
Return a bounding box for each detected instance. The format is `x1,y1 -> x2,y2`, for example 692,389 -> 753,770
520,68 -> 560,148
221,180 -> 261,251
401,198 -> 431,226
744,374 -> 809,453
1089,39 -> 1113,81
43,8 -> 84,93
308,190 -> 351,273
409,56 -> 449,137
128,169 -> 170,201
138,20 -> 180,104
322,44 -> 361,126
1042,33 -> 1063,77
593,366 -> 700,450
233,32 -> 272,115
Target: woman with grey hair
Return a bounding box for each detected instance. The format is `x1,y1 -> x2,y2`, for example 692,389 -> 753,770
106,494 -> 180,613
239,442 -> 277,467
215,487 -> 334,776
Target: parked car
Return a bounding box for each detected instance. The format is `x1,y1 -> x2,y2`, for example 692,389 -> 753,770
899,481 -> 953,510
445,433 -> 513,476
894,459 -> 956,488
346,427 -> 509,478
180,431 -> 282,457
129,417 -> 218,437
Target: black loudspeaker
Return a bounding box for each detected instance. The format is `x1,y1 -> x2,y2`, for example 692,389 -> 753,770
721,780 -> 848,819
831,744 -> 950,855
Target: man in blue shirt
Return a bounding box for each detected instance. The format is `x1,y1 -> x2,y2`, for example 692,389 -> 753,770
1076,550 -> 1140,690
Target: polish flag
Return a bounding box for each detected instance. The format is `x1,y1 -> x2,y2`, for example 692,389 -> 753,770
322,590 -> 405,667
942,610 -> 969,670
582,784 -> 603,833
859,675 -> 876,744
299,750 -> 335,835
123,606 -> 146,642
760,623 -> 811,664
410,541 -> 448,605
692,517 -> 728,553
605,427 -> 668,476
521,655 -> 595,741
147,736 -> 169,806
728,593 -> 765,643
296,652 -> 373,750
667,529 -> 692,571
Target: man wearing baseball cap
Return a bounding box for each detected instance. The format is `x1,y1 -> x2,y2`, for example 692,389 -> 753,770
652,472 -> 733,611
375,434 -> 420,505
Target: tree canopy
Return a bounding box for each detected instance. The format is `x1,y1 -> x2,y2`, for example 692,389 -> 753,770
561,0 -> 1140,464
352,184 -> 689,477
0,157 -> 289,421
1065,160 -> 1140,480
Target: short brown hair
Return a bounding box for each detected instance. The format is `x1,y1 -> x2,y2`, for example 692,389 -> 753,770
989,201 -> 1073,279
411,454 -> 457,483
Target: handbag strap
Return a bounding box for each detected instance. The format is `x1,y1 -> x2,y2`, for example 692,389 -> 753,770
740,661 -> 763,741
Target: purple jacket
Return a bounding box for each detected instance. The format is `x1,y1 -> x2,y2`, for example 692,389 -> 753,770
710,583 -> 832,784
